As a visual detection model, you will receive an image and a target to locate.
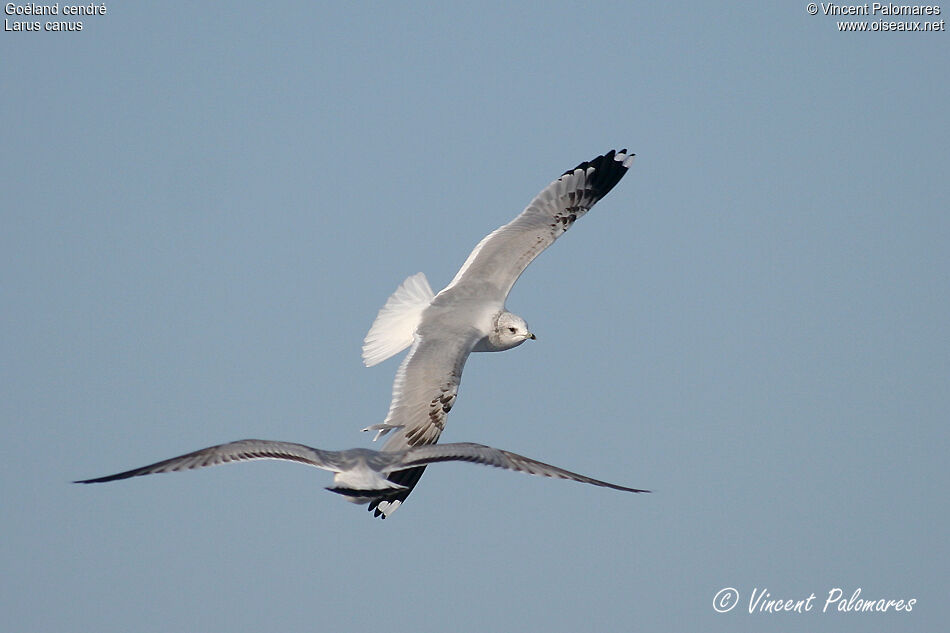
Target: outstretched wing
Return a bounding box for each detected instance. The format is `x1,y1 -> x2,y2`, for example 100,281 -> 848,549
362,328 -> 482,518
441,150 -> 634,301
364,149 -> 635,519
368,327 -> 482,449
74,439 -> 346,483
401,442 -> 649,494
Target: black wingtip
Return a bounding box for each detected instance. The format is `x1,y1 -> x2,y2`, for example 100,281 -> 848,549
366,464 -> 428,518
560,150 -> 634,200
73,474 -> 121,484
587,150 -> 633,199
326,486 -> 403,498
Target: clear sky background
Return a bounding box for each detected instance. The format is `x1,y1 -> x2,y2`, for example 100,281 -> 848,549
2,3 -> 947,632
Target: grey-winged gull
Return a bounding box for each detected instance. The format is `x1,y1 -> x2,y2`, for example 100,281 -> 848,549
361,150 -> 635,517
75,439 -> 649,508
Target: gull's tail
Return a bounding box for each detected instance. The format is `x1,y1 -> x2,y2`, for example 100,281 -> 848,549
362,272 -> 434,367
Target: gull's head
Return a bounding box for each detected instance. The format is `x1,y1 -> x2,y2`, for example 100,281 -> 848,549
490,311 -> 535,351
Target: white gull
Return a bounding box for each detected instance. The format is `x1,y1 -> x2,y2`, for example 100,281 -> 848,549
361,149 -> 635,517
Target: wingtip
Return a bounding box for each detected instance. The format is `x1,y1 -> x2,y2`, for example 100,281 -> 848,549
326,484 -> 408,499
612,149 -> 635,168
369,498 -> 401,519
73,475 -> 111,484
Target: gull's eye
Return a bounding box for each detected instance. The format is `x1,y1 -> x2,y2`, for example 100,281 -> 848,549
508,327 -> 517,333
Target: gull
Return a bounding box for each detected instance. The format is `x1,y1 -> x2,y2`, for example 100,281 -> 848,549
361,149 -> 635,517
74,438 -> 649,509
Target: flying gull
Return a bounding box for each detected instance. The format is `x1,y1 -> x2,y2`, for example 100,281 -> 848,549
361,149 -> 635,517
75,439 -> 649,509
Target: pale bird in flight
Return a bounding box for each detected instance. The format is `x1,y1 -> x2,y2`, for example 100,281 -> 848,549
75,438 -> 649,508
361,149 -> 635,517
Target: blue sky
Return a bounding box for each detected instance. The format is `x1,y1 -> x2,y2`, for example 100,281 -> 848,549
2,3 -> 947,632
